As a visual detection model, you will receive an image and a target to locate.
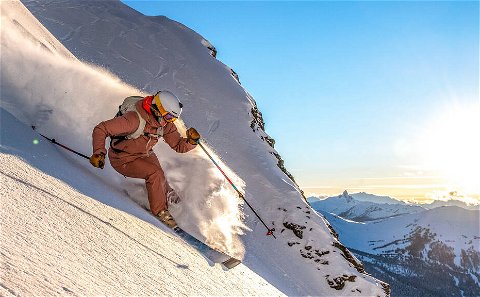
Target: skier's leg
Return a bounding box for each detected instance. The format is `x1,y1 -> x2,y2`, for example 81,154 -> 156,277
112,154 -> 167,215
144,154 -> 180,205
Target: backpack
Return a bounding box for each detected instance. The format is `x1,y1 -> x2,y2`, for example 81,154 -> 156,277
115,96 -> 147,140
110,96 -> 164,148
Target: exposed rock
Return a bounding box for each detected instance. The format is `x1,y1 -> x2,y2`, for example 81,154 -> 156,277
323,217 -> 339,240
200,38 -> 217,58
461,246 -> 480,270
404,226 -> 436,257
207,45 -> 216,58
283,222 -> 306,239
300,250 -> 314,259
229,68 -> 240,84
332,241 -> 365,273
428,241 -> 455,266
248,98 -> 306,201
326,274 -> 357,290
315,250 -> 330,257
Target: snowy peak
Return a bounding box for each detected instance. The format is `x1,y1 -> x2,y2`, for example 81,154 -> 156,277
350,192 -> 404,205
342,190 -> 354,202
423,199 -> 480,210
310,191 -> 424,222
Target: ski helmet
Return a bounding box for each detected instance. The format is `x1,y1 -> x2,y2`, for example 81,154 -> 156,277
153,90 -> 183,122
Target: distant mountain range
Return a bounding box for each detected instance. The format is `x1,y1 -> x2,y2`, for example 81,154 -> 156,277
422,199 -> 480,211
309,191 -> 480,297
308,191 -> 480,222
309,191 -> 425,222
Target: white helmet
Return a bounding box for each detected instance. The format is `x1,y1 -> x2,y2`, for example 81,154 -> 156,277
153,90 -> 183,120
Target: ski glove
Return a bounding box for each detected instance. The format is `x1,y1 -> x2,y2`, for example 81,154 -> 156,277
186,127 -> 200,145
90,153 -> 105,169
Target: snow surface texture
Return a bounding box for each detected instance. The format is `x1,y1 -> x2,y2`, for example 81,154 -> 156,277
0,151 -> 281,296
0,0 -> 246,260
2,0 -> 388,295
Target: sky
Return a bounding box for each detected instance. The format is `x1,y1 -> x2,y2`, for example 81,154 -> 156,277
122,1 -> 479,203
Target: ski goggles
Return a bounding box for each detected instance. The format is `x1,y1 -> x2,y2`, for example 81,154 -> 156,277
162,112 -> 177,122
152,94 -> 178,122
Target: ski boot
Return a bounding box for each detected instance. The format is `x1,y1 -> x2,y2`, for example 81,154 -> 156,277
157,209 -> 178,229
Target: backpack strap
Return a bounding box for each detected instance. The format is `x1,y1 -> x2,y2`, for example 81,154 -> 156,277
110,99 -> 147,151
143,126 -> 164,139
127,111 -> 146,140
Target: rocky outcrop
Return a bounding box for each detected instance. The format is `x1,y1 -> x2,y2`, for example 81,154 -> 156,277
248,99 -> 306,200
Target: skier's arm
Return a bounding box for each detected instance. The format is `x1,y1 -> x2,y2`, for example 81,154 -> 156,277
163,123 -> 197,153
92,112 -> 139,155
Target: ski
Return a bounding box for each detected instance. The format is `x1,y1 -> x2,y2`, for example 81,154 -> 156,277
141,205 -> 241,269
222,257 -> 242,269
172,226 -> 242,269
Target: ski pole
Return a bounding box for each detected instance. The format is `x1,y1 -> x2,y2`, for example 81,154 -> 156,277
197,140 -> 276,238
31,126 -> 90,160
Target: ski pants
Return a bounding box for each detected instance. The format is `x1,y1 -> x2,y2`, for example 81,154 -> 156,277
112,153 -> 169,215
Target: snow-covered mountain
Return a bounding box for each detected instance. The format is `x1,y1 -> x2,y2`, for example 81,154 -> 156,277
310,191 -> 425,222
350,192 -> 405,205
321,207 -> 480,297
1,0 -> 388,295
423,199 -> 480,211
311,191 -> 480,296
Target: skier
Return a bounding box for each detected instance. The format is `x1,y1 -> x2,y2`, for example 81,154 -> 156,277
89,91 -> 200,228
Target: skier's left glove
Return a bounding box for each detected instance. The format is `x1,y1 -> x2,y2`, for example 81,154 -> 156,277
186,127 -> 200,145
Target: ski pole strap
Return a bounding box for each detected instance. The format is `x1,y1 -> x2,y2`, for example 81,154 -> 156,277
197,140 -> 276,238
32,126 -> 90,160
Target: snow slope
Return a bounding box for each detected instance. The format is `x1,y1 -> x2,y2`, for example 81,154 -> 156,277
2,0 -> 388,295
0,112 -> 282,296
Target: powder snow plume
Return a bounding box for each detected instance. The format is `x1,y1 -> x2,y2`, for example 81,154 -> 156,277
0,1 -> 246,258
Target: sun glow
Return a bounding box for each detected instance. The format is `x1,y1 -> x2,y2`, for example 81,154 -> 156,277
416,104 -> 480,198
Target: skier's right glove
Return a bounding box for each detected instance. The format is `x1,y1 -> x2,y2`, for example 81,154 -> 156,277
186,127 -> 200,145
90,153 -> 105,169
